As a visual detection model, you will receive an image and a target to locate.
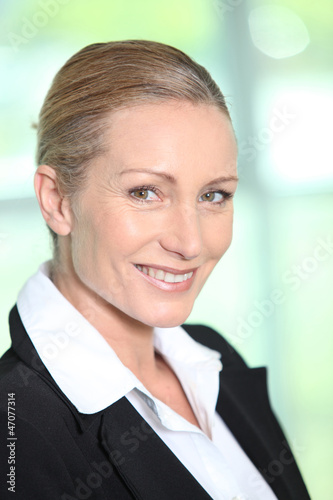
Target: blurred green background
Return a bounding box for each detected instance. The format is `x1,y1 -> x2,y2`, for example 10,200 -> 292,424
1,0 -> 332,497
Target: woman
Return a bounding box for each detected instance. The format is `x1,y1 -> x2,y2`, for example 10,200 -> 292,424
0,41 -> 309,499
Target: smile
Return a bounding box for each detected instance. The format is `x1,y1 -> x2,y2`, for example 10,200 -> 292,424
134,265 -> 194,283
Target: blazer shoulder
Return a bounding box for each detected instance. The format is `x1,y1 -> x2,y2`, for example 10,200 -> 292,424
0,347 -> 74,428
0,347 -> 30,397
0,409 -> 77,499
0,347 -> 21,380
182,323 -> 248,370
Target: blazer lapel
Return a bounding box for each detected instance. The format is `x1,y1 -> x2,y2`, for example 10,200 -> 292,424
217,366 -> 309,500
99,397 -> 213,500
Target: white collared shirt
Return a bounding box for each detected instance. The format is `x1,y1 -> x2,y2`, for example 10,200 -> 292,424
17,262 -> 277,500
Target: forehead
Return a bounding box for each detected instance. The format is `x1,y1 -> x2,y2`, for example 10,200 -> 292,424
102,101 -> 238,178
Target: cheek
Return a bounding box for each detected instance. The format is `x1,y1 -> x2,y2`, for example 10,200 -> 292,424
70,203 -> 110,271
104,208 -> 164,254
72,208 -> 160,279
71,219 -> 97,275
202,213 -> 234,261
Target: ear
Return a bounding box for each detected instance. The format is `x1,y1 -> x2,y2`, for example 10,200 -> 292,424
34,165 -> 73,236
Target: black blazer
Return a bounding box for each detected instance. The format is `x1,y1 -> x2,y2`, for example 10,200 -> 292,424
0,305 -> 310,500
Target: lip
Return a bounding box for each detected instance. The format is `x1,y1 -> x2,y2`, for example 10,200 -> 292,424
135,264 -> 198,275
133,264 -> 198,292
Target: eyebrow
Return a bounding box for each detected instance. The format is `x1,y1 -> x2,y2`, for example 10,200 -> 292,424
119,168 -> 239,185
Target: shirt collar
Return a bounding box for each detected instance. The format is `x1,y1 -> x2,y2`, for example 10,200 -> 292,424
17,261 -> 222,430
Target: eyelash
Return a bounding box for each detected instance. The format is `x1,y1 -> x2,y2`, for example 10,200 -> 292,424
129,185 -> 233,205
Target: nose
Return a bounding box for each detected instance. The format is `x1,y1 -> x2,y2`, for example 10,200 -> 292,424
159,204 -> 202,260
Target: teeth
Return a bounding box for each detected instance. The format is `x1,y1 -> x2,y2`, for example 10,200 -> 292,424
155,269 -> 165,280
135,265 -> 193,283
164,272 -> 175,283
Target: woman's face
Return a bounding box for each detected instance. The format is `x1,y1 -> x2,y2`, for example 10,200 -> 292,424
68,101 -> 238,327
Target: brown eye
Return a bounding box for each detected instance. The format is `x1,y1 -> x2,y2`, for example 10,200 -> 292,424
203,192 -> 215,202
133,189 -> 149,199
200,192 -> 223,203
130,188 -> 159,201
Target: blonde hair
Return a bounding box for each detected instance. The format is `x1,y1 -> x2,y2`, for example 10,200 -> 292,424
36,40 -> 231,248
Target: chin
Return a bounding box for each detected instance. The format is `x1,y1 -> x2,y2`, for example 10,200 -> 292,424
142,304 -> 194,329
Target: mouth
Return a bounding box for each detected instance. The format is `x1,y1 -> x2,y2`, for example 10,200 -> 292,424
133,264 -> 197,291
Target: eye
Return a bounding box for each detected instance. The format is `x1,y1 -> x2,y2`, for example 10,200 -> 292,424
130,187 -> 159,201
199,191 -> 228,204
